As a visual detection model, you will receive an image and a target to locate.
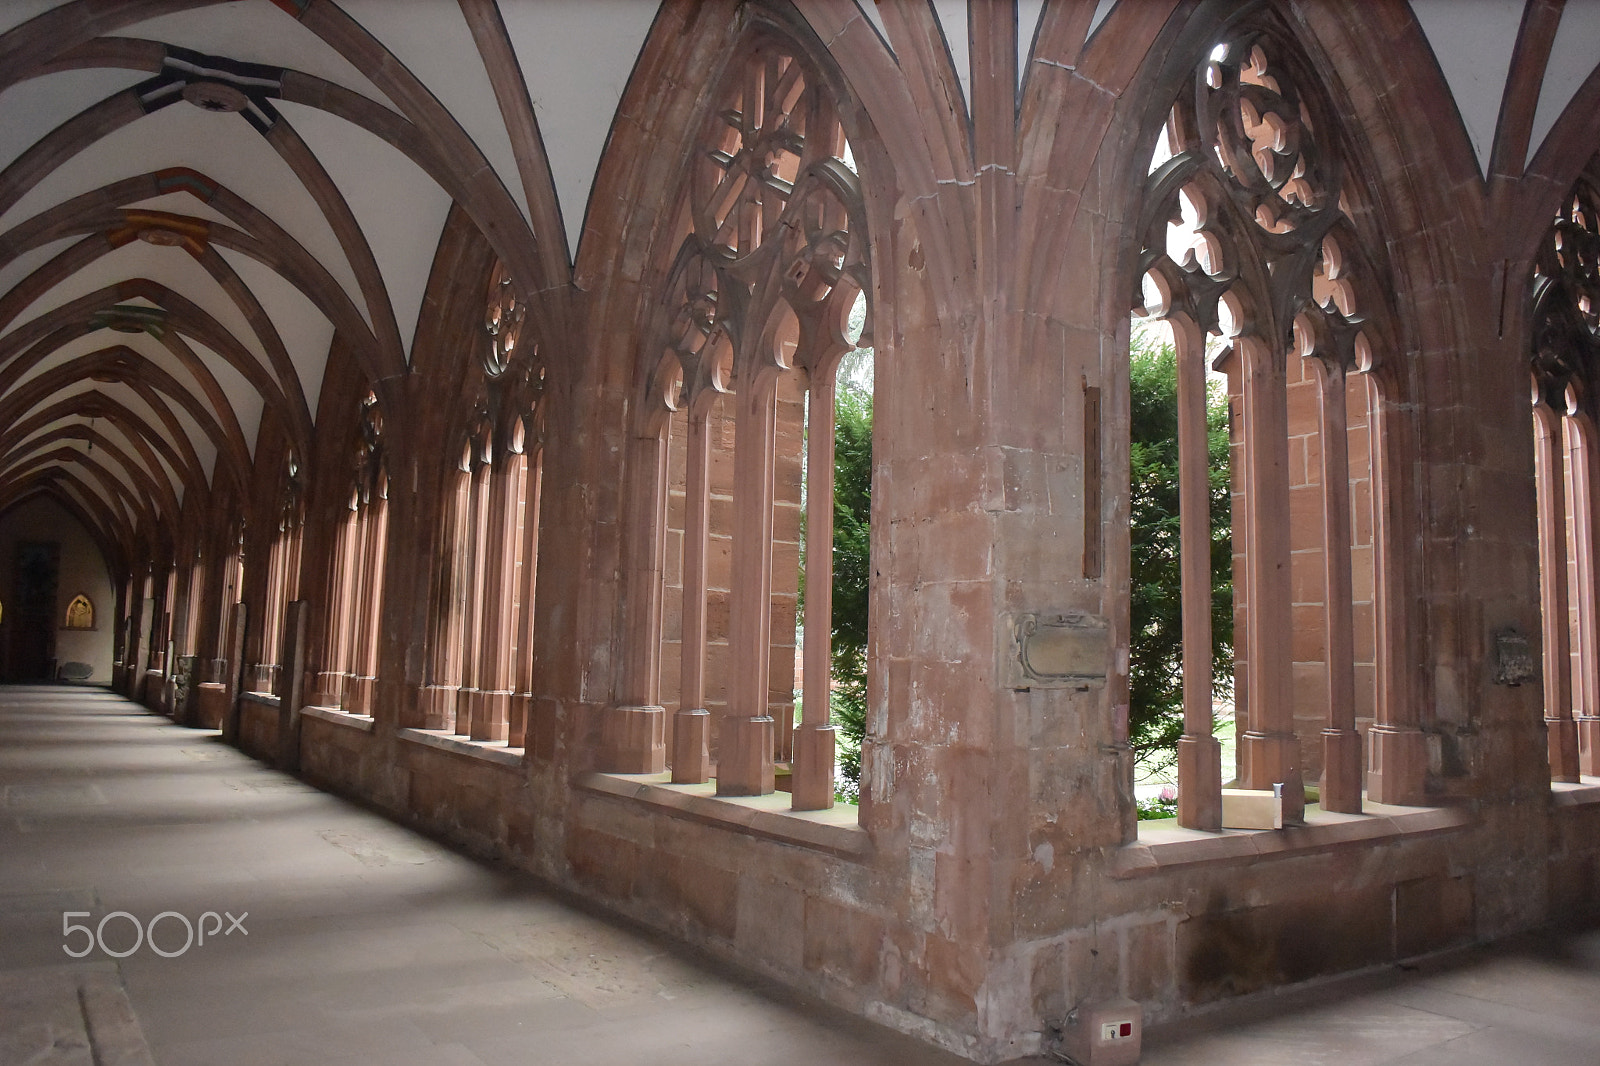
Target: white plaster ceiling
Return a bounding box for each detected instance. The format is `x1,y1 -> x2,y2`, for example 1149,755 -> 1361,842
0,1 -> 66,38
1408,0 -> 1527,174
338,0 -> 522,224
274,97 -> 451,361
214,245 -> 333,412
1529,1 -> 1600,167
498,0 -> 662,258
0,69 -> 151,173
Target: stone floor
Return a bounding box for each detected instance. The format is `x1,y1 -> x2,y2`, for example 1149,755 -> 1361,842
3,684 -> 1600,1066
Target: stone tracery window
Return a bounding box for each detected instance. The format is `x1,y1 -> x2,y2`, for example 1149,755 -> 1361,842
615,34 -> 871,811
1530,175 -> 1600,781
1135,29 -> 1411,827
423,262 -> 544,748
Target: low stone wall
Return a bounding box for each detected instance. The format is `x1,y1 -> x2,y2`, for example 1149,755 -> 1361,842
225,702 -> 1600,1064
194,683 -> 228,730
1549,785 -> 1600,925
236,696 -> 280,763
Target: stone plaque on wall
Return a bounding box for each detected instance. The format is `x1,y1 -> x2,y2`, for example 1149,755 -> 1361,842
1492,627 -> 1536,686
1006,611 -> 1110,690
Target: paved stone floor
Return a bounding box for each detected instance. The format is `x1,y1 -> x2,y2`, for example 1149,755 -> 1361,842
4,684 -> 1600,1066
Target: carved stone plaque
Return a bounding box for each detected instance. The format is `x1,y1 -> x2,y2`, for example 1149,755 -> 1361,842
1007,611 -> 1110,690
1493,627 -> 1536,686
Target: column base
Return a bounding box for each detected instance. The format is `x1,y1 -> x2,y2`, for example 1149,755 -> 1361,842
1366,725 -> 1428,806
1320,728 -> 1363,813
600,704 -> 666,773
791,723 -> 837,811
344,675 -> 375,716
671,708 -> 712,784
1241,731 -> 1305,825
455,687 -> 479,736
716,716 -> 775,796
418,684 -> 457,729
472,690 -> 512,743
1547,714 -> 1580,783
1578,716 -> 1600,777
316,670 -> 347,709
1177,733 -> 1221,831
509,693 -> 530,749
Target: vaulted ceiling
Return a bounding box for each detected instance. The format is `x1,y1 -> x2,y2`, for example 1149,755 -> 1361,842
1,0 -> 1596,575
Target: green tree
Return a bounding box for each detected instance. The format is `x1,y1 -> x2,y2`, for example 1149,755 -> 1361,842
829,378 -> 872,798
1127,326 -> 1234,770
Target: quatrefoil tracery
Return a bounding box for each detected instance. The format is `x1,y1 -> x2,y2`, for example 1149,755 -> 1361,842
1138,33 -> 1379,374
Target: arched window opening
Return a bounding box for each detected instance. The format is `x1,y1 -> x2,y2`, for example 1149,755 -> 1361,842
424,261 -> 545,748
1530,177 -> 1600,781
629,34 -> 872,813
1134,30 -> 1399,829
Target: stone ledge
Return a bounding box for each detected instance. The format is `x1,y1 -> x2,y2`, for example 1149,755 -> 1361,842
301,705 -> 375,733
238,691 -> 280,708
578,771 -> 870,860
1112,801 -> 1476,879
397,727 -> 524,769
1550,777 -> 1600,807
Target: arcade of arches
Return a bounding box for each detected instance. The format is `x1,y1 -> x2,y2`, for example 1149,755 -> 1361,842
5,1 -> 1600,1061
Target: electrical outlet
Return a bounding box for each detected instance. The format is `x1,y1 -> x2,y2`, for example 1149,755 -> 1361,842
1099,1020 -> 1135,1042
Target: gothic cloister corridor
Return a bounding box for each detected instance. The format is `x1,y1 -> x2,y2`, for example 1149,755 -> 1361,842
3,682 -> 1600,1066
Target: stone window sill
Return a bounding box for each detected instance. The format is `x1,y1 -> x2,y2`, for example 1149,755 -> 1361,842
1550,777 -> 1600,806
301,705 -> 375,733
1111,800 -> 1476,879
239,691 -> 281,709
578,771 -> 870,860
397,728 -> 524,769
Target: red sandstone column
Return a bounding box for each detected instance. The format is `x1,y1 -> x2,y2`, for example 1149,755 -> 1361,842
720,381 -> 778,796
601,433 -> 668,773
471,457 -> 519,742
221,601 -> 247,744
1365,377 -> 1428,803
457,463 -> 491,732
1313,358 -> 1362,812
1536,404 -> 1580,781
276,599 -> 308,772
317,517 -> 345,706
673,414 -> 714,783
1568,416 -> 1600,775
793,377 -> 839,810
422,474 -> 468,727
510,453 -> 541,749
349,498 -> 388,717
1173,319 -> 1221,830
1238,337 -> 1305,822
